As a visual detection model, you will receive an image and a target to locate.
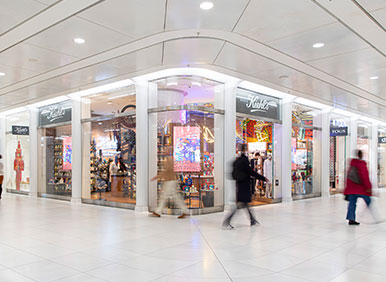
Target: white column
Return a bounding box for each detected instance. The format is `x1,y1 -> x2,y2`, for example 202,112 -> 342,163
281,97 -> 294,202
370,123 -> 379,188
321,109 -> 332,197
29,108 -> 39,198
134,80 -> 150,212
71,98 -> 82,203
349,118 -> 358,158
223,83 -> 238,209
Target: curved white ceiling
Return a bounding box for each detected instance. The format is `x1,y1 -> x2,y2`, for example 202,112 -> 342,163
0,0 -> 385,119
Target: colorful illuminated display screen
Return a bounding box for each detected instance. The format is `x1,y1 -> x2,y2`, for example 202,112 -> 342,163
173,126 -> 201,172
62,137 -> 72,170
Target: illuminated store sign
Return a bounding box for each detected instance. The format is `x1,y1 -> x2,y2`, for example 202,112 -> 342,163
236,89 -> 280,120
39,101 -> 72,126
330,126 -> 348,137
378,137 -> 386,144
12,126 -> 29,135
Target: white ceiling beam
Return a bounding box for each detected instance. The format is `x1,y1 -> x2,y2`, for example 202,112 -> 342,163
314,0 -> 386,56
0,0 -> 103,53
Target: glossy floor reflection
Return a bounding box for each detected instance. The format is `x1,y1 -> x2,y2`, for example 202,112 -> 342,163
1,191 -> 386,282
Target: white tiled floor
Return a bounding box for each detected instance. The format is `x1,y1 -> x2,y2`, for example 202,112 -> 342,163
1,192 -> 386,282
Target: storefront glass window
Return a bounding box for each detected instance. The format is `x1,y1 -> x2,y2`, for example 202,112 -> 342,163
291,104 -> 321,198
81,85 -> 136,207
357,124 -> 370,161
148,76 -> 224,213
378,129 -> 386,188
38,101 -> 72,198
5,112 -> 30,193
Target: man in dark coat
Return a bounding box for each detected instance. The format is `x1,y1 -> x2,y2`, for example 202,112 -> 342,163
223,144 -> 268,229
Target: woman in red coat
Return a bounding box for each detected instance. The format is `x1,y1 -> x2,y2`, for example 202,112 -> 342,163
344,150 -> 372,225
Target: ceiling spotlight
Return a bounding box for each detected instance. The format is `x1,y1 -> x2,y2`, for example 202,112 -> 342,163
312,42 -> 325,48
200,1 -> 214,10
191,82 -> 202,87
370,76 -> 379,80
98,122 -> 102,125
73,38 -> 85,44
166,82 -> 178,87
0,72 -> 5,76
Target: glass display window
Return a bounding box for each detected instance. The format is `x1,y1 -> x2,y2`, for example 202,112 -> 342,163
357,124 -> 370,162
329,118 -> 348,194
148,76 -> 224,214
291,104 -> 322,198
377,129 -> 386,188
5,111 -> 30,193
81,85 -> 136,208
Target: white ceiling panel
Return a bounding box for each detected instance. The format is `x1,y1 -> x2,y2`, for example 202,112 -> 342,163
0,64 -> 39,88
108,44 -> 162,73
163,38 -> 224,66
215,43 -> 283,77
356,68 -> 386,96
166,0 -> 249,31
371,8 -> 386,29
26,16 -> 133,58
0,0 -> 46,35
309,48 -> 386,87
0,93 -> 32,105
234,0 -> 335,43
61,63 -> 122,85
354,0 -> 386,12
79,0 -> 165,38
267,22 -> 369,62
0,42 -> 78,73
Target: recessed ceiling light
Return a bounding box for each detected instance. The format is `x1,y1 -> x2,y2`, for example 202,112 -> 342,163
73,38 -> 85,44
312,42 -> 325,48
98,122 -> 102,125
0,72 -> 5,76
166,82 -> 178,87
200,1 -> 214,10
191,82 -> 202,87
370,76 -> 379,80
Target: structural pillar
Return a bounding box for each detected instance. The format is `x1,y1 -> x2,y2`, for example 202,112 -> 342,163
281,97 -> 294,202
223,82 -> 238,209
0,116 -> 5,196
29,108 -> 39,198
71,98 -> 82,204
321,109 -> 332,197
134,80 -> 150,212
349,118 -> 358,158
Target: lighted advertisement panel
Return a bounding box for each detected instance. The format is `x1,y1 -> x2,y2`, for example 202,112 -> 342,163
62,137 -> 72,170
173,126 -> 201,172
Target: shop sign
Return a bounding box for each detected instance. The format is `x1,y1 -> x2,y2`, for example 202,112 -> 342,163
12,126 -> 29,135
378,137 -> 386,144
330,126 -> 348,137
39,101 -> 72,126
236,90 -> 280,120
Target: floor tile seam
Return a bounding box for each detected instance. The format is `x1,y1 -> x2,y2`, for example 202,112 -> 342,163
189,218 -> 236,282
45,256 -> 117,274
343,265 -> 386,278
3,268 -> 41,282
281,265 -> 350,282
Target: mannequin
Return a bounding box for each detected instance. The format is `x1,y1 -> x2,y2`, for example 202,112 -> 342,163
263,155 -> 273,198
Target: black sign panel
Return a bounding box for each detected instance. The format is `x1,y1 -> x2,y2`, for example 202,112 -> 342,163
330,126 -> 348,137
39,101 -> 72,126
379,137 -> 386,144
12,126 -> 29,135
236,89 -> 280,120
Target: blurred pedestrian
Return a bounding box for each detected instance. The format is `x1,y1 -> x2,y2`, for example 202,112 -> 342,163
150,147 -> 188,219
223,144 -> 269,229
344,150 -> 372,225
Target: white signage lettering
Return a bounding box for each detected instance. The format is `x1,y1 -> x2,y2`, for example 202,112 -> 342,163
245,95 -> 276,113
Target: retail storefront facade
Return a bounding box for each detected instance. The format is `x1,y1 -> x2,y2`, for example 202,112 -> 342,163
0,68 -> 384,213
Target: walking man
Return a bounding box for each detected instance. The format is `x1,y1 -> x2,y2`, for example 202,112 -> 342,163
223,144 -> 269,229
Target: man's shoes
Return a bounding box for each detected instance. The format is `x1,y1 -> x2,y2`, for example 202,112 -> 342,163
178,213 -> 188,219
348,220 -> 360,225
251,219 -> 260,226
222,224 -> 235,230
151,212 -> 161,217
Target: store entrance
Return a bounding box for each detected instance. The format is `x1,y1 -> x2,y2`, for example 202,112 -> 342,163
236,117 -> 275,206
329,136 -> 347,194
